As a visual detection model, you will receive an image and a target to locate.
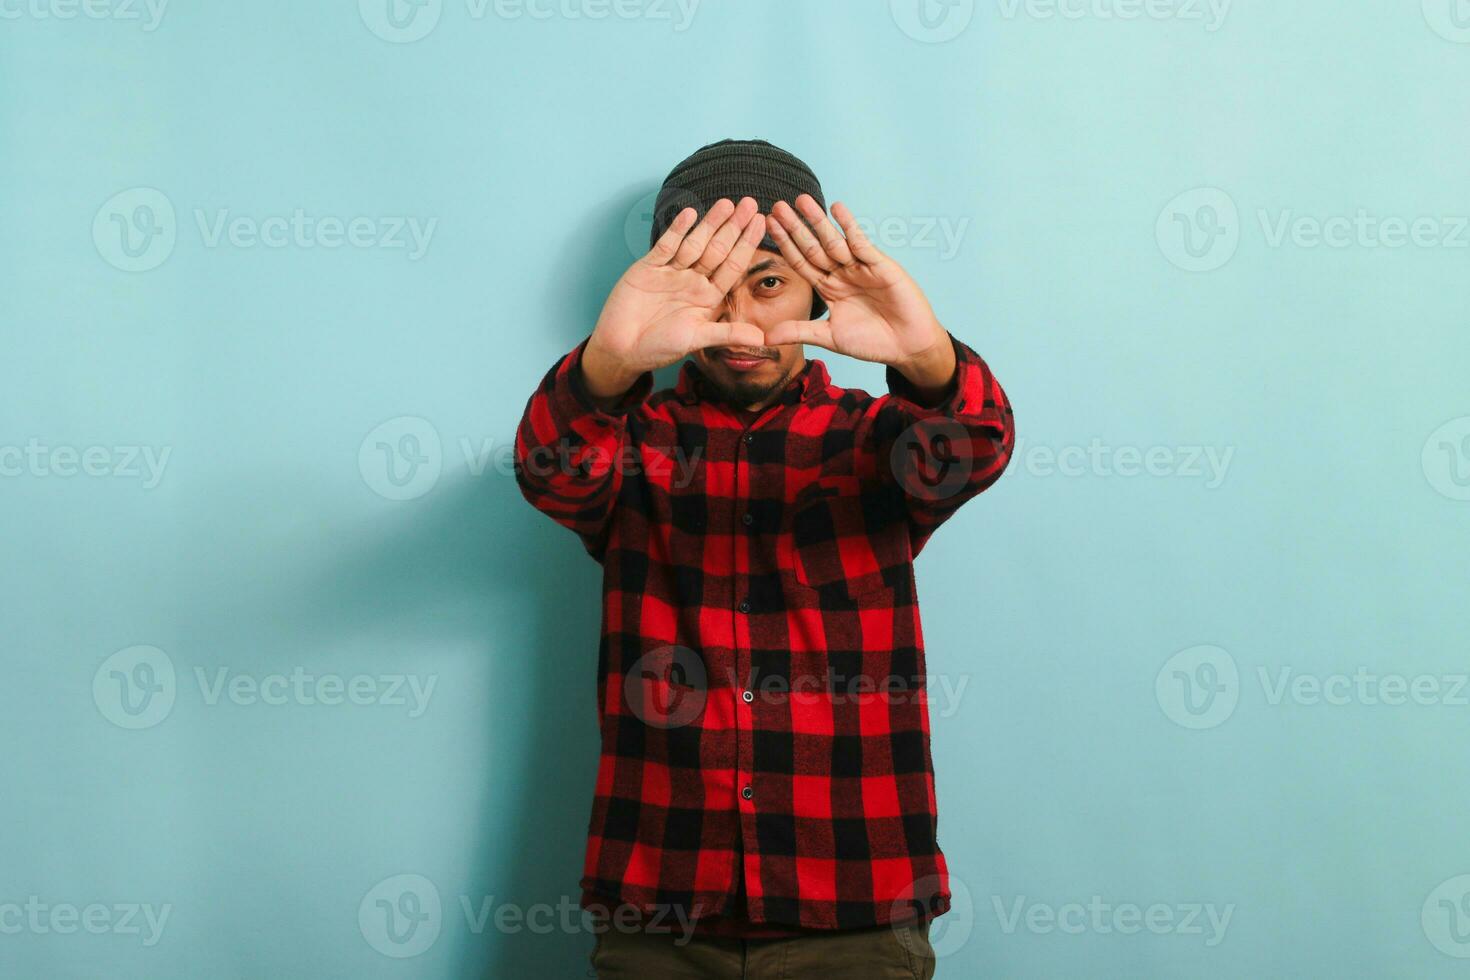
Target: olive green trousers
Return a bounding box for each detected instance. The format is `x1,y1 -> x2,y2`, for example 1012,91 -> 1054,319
588,918 -> 937,979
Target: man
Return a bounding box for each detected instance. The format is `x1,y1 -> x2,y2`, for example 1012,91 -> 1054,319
514,139 -> 1015,978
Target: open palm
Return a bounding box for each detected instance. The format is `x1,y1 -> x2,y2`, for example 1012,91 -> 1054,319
761,196 -> 949,369
590,197 -> 769,376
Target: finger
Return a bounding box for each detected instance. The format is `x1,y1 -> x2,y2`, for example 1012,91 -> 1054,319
762,318 -> 834,350
689,319 -> 766,351
830,201 -> 885,265
646,206 -> 699,266
708,213 -> 767,296
670,198 -> 739,270
692,198 -> 758,277
766,215 -> 829,290
770,200 -> 836,274
794,194 -> 856,267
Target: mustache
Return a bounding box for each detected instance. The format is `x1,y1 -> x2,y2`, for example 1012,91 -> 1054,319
710,346 -> 776,359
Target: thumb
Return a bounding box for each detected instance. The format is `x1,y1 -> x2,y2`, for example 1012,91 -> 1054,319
763,319 -> 833,350
691,321 -> 766,350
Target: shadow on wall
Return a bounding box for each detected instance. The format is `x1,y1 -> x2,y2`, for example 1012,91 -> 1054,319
460,184 -> 681,978
261,464 -> 607,977
221,185 -> 675,978
451,470 -> 607,980
467,184 -> 685,978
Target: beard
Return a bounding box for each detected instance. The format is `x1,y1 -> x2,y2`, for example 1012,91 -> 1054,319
702,363 -> 795,409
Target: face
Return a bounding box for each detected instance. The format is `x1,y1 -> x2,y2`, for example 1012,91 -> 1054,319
691,246 -> 815,411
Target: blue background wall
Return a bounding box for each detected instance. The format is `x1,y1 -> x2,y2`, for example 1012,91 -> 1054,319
4,1 -> 1469,976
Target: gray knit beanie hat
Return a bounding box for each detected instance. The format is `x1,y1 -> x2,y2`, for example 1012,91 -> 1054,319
649,138 -> 829,319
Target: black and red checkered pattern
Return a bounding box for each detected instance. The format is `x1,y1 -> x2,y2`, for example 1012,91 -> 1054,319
514,329 -> 1015,931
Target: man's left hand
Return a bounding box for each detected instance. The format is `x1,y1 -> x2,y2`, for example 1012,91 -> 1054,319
761,194 -> 957,396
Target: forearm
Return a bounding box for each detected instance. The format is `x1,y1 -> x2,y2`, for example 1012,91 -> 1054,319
580,335 -> 648,409
514,338 -> 652,556
877,331 -> 1015,554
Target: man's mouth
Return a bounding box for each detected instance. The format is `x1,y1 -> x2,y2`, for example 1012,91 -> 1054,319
714,349 -> 772,372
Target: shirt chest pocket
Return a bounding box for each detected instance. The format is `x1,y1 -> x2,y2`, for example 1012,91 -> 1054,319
785,476 -> 908,602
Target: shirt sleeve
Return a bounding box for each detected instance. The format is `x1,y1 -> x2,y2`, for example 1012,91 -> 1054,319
871,330 -> 1015,557
513,335 -> 655,560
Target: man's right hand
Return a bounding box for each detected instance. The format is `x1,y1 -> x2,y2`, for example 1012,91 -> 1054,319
580,196 -> 769,403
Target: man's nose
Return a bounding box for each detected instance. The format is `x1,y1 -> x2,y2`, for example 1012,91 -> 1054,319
717,291 -> 748,323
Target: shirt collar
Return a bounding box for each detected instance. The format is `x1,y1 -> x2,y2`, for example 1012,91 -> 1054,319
675,356 -> 829,408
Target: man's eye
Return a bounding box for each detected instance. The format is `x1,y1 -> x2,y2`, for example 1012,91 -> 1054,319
759,276 -> 782,289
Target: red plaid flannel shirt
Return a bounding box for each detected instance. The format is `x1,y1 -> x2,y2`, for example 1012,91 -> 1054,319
514,329 -> 1014,934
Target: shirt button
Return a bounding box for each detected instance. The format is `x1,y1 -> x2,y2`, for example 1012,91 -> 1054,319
742,690 -> 754,703
743,432 -> 754,444
741,512 -> 753,526
742,785 -> 753,800
738,599 -> 751,614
